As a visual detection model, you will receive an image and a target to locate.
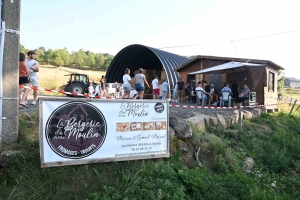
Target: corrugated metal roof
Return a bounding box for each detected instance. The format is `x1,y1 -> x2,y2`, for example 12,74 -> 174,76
106,44 -> 190,90
285,77 -> 300,82
174,55 -> 284,72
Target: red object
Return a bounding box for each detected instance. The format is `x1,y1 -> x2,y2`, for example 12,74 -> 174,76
153,89 -> 159,95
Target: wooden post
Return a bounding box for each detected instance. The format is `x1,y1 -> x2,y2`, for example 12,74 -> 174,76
296,105 -> 300,111
289,100 -> 297,117
289,98 -> 293,107
238,108 -> 242,133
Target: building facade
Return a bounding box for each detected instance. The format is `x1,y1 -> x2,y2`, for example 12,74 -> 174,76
284,77 -> 300,88
174,55 -> 284,107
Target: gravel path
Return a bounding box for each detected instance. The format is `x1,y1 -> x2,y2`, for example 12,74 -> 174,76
20,96 -> 240,120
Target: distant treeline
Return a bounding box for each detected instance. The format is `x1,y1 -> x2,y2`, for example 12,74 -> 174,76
20,44 -> 114,71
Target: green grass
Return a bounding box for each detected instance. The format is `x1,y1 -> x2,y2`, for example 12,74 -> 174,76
281,87 -> 300,100
0,109 -> 300,199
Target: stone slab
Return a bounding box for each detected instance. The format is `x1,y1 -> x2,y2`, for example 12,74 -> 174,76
185,114 -> 211,132
216,113 -> 227,128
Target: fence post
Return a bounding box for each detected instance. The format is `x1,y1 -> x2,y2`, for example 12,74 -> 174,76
289,100 -> 297,117
296,105 -> 300,111
289,98 -> 293,107
238,108 -> 242,133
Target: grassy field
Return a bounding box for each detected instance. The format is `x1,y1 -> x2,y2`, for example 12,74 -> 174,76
0,104 -> 299,199
36,66 -> 106,96
281,87 -> 300,100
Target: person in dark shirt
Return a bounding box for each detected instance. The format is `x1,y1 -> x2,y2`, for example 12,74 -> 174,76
191,86 -> 197,103
177,78 -> 185,103
183,83 -> 190,102
203,80 -> 210,93
232,79 -> 239,99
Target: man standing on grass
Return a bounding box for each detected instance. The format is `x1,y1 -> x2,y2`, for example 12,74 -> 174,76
25,51 -> 39,105
152,75 -> 159,99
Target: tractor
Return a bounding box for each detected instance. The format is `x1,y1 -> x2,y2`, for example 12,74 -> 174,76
64,73 -> 98,96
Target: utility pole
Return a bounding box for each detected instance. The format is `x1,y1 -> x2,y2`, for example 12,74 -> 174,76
0,0 -> 20,144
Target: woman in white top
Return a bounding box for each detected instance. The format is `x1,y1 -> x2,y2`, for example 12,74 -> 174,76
121,68 -> 132,99
133,68 -> 150,99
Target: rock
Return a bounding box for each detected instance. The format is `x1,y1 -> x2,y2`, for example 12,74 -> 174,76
233,110 -> 239,115
261,107 -> 267,113
204,117 -> 210,127
252,109 -> 260,117
225,119 -> 231,127
169,127 -> 175,141
234,110 -> 247,119
177,140 -> 188,152
242,110 -> 253,119
216,114 -> 227,128
243,157 -> 255,172
231,115 -> 239,124
185,114 -> 210,132
0,150 -> 20,158
169,115 -> 192,139
209,117 -> 218,126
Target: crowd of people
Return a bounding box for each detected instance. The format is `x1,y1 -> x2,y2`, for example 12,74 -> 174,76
89,67 -> 169,100
19,55 -> 250,106
172,79 -> 251,106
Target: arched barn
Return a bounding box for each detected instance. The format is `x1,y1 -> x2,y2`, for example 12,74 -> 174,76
106,44 -> 190,98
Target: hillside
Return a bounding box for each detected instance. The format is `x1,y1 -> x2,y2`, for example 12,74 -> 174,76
0,103 -> 299,199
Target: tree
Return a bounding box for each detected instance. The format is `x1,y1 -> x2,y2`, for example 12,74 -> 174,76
19,45 -> 115,70
85,53 -> 95,67
188,55 -> 197,59
44,49 -> 54,64
94,53 -> 105,70
57,48 -> 70,66
277,70 -> 285,94
50,51 -> 64,67
72,51 -> 85,68
103,55 -> 113,71
19,44 -> 27,54
35,47 -> 46,64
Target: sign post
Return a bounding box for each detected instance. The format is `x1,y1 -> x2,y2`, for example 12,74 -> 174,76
39,97 -> 169,168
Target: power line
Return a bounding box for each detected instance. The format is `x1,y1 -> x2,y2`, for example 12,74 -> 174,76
231,28 -> 300,42
158,42 -> 210,49
158,28 -> 300,50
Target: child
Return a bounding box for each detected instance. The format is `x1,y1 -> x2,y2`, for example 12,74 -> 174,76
88,82 -> 94,97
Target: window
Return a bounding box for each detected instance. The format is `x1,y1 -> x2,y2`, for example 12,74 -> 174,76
195,74 -> 203,84
268,72 -> 275,92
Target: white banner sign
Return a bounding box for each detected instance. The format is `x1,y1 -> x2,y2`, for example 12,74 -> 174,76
39,97 -> 169,168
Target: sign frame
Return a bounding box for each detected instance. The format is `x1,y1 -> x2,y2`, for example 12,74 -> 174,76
39,97 -> 170,168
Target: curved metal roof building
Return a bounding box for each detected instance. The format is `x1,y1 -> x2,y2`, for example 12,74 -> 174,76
106,44 -> 190,90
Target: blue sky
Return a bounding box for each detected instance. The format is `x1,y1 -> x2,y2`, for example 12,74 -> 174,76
21,0 -> 300,78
